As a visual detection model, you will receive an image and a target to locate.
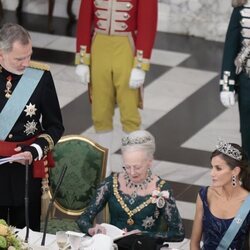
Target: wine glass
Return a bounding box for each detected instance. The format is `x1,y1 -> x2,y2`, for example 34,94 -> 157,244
56,231 -> 68,250
68,234 -> 82,250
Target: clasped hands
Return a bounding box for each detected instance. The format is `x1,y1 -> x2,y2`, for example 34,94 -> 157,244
88,224 -> 141,236
75,65 -> 145,89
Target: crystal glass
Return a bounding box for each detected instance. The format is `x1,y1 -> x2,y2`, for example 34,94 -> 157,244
56,231 -> 68,250
68,234 -> 82,250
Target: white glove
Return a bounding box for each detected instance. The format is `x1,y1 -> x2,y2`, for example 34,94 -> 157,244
129,68 -> 146,89
220,91 -> 236,107
75,64 -> 90,85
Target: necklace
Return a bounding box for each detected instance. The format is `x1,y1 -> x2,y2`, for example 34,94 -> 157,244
124,168 -> 153,204
113,173 -> 165,225
5,75 -> 12,98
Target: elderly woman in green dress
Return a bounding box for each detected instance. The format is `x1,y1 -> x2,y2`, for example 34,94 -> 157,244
77,130 -> 185,250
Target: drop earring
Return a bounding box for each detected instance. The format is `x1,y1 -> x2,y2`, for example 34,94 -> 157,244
232,175 -> 237,187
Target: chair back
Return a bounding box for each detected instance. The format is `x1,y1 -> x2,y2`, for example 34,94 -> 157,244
49,135 -> 108,216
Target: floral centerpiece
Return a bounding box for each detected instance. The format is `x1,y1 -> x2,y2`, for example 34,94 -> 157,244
0,219 -> 23,250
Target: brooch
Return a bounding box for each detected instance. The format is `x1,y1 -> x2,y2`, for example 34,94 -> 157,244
5,75 -> 12,98
151,190 -> 169,208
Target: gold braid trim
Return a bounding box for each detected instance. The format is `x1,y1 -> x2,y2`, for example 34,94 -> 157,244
29,61 -> 50,71
133,50 -> 150,71
38,133 -> 54,151
75,45 -> 91,65
113,173 -> 165,225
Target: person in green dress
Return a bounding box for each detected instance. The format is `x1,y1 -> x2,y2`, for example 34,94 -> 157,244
77,130 -> 185,250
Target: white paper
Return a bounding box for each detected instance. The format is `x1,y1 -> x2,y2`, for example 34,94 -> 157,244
100,223 -> 125,240
0,156 -> 25,165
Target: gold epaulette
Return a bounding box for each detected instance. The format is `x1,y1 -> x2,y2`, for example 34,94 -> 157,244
29,61 -> 50,71
232,0 -> 247,7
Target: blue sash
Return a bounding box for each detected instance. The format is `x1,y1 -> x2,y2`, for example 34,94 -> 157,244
0,67 -> 44,140
216,194 -> 250,250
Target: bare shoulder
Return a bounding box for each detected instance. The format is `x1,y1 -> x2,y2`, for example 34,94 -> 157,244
29,61 -> 50,71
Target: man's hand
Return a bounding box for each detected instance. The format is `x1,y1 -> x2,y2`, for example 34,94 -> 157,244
129,68 -> 146,89
75,64 -> 90,85
13,147 -> 33,165
220,91 -> 236,107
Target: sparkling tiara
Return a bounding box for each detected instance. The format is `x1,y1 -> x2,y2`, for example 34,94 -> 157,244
216,140 -> 242,161
122,135 -> 152,146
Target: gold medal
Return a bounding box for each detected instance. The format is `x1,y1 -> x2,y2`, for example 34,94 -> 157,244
127,218 -> 134,225
5,75 -> 12,98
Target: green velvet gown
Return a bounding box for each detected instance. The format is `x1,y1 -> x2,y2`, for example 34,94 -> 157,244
77,173 -> 185,243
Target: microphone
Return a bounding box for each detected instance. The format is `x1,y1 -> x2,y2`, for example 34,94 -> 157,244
41,165 -> 67,246
24,160 -> 29,243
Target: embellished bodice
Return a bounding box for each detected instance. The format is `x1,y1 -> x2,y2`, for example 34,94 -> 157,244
200,187 -> 250,250
77,173 -> 185,242
110,173 -> 166,231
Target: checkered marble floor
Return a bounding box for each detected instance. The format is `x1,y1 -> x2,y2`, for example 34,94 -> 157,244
0,10 -> 241,250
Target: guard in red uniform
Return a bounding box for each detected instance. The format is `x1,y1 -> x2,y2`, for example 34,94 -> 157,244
75,0 -> 157,175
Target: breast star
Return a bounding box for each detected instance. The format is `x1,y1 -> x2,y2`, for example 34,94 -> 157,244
24,103 -> 37,117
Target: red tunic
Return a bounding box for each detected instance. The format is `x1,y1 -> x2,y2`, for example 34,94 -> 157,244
76,0 -> 157,70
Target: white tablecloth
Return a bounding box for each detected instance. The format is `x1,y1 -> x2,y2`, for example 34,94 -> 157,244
16,228 -> 184,250
17,228 -> 58,250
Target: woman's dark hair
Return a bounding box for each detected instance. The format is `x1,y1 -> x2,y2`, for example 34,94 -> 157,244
211,143 -> 250,191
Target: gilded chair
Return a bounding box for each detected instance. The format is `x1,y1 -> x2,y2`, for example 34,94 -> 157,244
41,135 -> 108,234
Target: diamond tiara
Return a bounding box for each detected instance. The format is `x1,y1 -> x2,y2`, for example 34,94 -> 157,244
122,135 -> 152,146
216,140 -> 242,161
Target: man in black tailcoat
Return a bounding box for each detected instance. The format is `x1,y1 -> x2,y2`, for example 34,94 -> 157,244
0,23 -> 64,231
